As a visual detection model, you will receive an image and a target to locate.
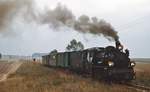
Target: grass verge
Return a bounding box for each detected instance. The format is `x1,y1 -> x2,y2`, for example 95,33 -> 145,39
0,62 -> 137,92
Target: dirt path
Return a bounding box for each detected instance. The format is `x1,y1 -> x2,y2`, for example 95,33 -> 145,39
0,61 -> 22,82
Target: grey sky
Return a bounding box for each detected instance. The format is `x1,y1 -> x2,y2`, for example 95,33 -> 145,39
0,0 -> 150,58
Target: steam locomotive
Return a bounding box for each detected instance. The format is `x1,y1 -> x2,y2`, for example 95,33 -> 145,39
42,41 -> 136,81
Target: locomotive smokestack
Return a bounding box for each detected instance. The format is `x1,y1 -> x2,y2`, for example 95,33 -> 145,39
115,39 -> 123,51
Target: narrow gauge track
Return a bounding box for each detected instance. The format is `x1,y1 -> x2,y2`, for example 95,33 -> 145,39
123,82 -> 150,92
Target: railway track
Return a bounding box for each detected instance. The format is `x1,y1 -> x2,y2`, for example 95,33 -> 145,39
124,82 -> 150,92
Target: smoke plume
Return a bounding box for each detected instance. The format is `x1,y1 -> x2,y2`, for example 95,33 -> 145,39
42,4 -> 119,41
0,1 -> 15,31
0,0 -> 34,32
0,1 -> 119,41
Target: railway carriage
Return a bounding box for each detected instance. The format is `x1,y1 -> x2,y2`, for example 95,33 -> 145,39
56,52 -> 69,68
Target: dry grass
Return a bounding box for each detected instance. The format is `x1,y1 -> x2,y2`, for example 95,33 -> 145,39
0,62 -> 136,92
135,62 -> 150,86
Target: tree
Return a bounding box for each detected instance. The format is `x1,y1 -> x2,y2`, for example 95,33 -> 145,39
66,39 -> 84,51
50,49 -> 58,54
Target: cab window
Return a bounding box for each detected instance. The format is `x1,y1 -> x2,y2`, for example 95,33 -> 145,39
94,51 -> 105,64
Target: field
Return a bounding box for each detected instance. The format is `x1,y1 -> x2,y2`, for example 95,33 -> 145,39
134,62 -> 150,87
131,59 -> 150,86
0,61 -> 22,82
0,60 -> 149,92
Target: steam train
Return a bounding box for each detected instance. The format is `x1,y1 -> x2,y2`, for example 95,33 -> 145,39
42,41 -> 136,81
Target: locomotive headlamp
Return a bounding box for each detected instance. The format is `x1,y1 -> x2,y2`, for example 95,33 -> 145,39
131,62 -> 135,67
108,61 -> 114,67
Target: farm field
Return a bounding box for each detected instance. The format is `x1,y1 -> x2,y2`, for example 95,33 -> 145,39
0,61 -> 138,92
0,60 -> 150,92
132,58 -> 150,63
134,62 -> 150,87
0,61 -> 22,82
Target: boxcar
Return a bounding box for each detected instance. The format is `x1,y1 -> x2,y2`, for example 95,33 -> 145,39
42,55 -> 49,65
42,53 -> 57,66
49,53 -> 57,66
56,52 -> 69,68
69,51 -> 83,72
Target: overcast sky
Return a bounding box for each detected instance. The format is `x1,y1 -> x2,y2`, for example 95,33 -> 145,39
0,0 -> 150,58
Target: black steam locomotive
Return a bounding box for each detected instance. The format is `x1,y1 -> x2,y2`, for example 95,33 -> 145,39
42,41 -> 135,81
